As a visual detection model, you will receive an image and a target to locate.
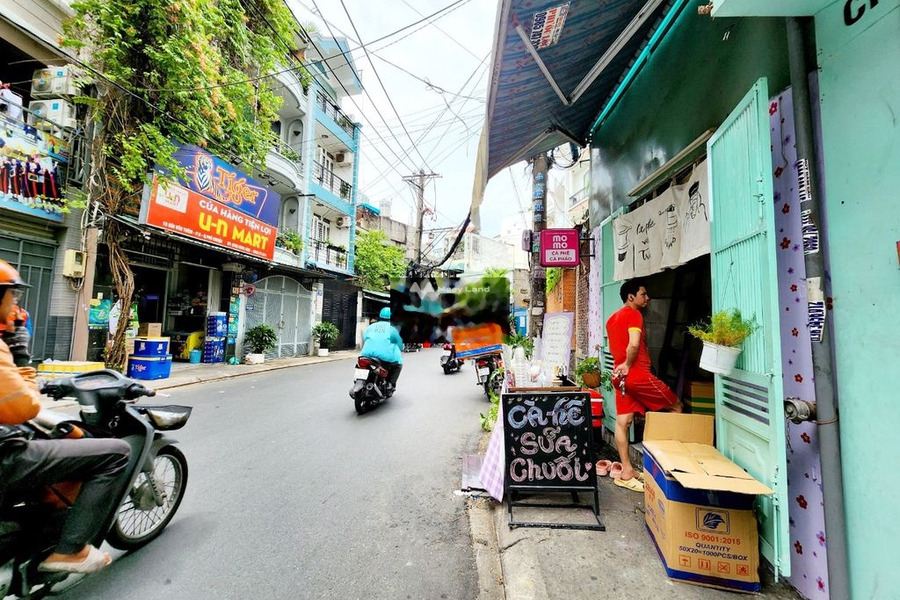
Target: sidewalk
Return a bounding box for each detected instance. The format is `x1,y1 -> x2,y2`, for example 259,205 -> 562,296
39,350 -> 359,410
469,436 -> 803,600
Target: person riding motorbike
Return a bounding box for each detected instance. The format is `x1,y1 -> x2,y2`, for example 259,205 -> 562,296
0,259 -> 131,574
0,304 -> 31,367
360,307 -> 404,391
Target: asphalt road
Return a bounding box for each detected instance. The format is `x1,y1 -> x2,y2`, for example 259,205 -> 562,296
55,348 -> 489,600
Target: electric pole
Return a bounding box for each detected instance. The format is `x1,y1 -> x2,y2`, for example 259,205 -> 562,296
403,169 -> 440,264
530,153 -> 549,338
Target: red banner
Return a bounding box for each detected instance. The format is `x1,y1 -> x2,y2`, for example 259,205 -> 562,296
141,177 -> 276,260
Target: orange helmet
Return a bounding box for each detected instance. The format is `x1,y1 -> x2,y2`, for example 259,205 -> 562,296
0,260 -> 29,289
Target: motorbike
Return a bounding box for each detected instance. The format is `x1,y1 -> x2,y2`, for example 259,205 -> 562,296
0,369 -> 191,599
349,356 -> 393,414
474,353 -> 504,398
439,343 -> 463,375
402,342 -> 422,353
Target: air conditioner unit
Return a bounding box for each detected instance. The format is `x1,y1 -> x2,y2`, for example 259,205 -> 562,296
334,152 -> 346,164
31,66 -> 80,98
28,99 -> 77,131
335,216 -> 349,228
0,88 -> 23,121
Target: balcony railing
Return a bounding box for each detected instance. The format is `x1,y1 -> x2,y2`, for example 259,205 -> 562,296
270,139 -> 304,173
568,188 -> 588,208
313,161 -> 353,200
315,91 -> 356,137
308,239 -> 348,270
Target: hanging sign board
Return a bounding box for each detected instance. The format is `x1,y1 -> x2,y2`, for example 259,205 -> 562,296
529,3 -> 571,49
540,228 -> 580,267
141,176 -> 276,260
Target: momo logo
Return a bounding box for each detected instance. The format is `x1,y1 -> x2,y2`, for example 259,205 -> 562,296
696,508 -> 730,534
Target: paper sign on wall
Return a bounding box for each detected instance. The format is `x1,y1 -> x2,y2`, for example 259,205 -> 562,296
613,160 -> 710,280
540,312 -> 574,375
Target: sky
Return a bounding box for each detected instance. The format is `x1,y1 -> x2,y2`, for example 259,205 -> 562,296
287,0 -> 536,245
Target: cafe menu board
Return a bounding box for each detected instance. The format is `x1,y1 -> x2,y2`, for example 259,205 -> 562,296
502,390 -> 596,491
540,312 -> 574,375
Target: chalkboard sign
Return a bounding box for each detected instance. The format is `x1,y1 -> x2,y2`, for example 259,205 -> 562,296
501,389 -> 603,529
502,390 -> 596,491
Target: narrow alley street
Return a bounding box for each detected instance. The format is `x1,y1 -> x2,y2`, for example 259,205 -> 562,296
54,349 -> 487,600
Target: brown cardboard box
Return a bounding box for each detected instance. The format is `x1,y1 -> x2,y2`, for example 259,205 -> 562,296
687,381 -> 716,416
138,322 -> 163,337
642,413 -> 773,593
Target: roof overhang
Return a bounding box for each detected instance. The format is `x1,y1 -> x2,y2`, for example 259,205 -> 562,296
470,0 -> 674,226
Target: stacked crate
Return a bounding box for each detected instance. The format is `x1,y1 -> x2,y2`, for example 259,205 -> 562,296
127,337 -> 172,380
204,312 -> 226,363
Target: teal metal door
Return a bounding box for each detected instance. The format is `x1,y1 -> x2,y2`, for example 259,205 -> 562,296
599,210 -> 624,433
707,78 -> 789,577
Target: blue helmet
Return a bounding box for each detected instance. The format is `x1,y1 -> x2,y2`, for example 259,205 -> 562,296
379,307 -> 392,320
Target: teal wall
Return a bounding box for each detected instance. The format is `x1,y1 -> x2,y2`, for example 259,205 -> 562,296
589,8 -> 791,226
814,1 -> 900,597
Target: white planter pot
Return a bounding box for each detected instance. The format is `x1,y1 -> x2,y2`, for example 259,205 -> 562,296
317,348 -> 329,357
246,353 -> 265,365
699,341 -> 741,375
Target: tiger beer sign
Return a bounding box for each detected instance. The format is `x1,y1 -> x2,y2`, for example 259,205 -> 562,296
141,177 -> 276,260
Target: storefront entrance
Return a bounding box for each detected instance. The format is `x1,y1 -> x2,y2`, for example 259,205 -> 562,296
0,234 -> 55,360
244,275 -> 312,357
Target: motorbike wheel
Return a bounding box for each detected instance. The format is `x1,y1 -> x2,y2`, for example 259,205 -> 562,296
442,365 -> 451,375
354,393 -> 369,415
107,446 -> 188,550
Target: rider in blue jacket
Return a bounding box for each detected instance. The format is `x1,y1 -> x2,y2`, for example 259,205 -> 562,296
361,307 -> 404,389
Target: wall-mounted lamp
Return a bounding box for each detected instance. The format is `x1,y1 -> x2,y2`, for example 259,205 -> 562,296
289,208 -> 297,214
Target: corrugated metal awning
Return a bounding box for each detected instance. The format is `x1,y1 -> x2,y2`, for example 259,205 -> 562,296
471,0 -> 674,225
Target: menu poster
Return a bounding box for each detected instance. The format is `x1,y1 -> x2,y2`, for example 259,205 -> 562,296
540,312 -> 574,376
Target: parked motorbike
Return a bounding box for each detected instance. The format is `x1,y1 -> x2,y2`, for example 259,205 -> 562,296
0,369 -> 191,599
403,342 -> 422,353
474,354 -> 504,398
439,343 -> 463,375
350,356 -> 393,414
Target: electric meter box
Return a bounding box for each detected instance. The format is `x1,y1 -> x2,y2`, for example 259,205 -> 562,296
63,249 -> 86,278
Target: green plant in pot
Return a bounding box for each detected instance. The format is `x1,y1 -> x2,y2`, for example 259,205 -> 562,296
575,356 -> 609,389
311,321 -> 340,356
245,324 -> 278,364
688,309 -> 758,375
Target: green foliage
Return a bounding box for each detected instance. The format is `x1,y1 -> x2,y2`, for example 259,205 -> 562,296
354,230 -> 406,291
276,229 -> 304,254
311,321 -> 340,349
479,367 -> 505,431
454,272 -> 511,315
688,309 -> 758,347
575,357 -> 611,389
245,324 -> 278,354
546,267 -> 562,293
504,331 -> 534,358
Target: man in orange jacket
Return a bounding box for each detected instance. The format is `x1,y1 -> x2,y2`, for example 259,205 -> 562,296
0,259 -> 130,574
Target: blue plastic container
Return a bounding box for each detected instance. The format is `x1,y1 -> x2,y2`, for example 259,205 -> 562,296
203,337 -> 225,363
128,355 -> 173,380
133,337 -> 170,357
189,349 -> 202,364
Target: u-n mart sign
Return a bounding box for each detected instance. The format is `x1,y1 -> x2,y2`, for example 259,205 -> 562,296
540,228 -> 579,267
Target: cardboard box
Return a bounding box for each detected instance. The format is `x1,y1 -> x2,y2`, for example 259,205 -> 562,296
642,413 -> 773,593
687,381 -> 716,416
138,322 -> 163,337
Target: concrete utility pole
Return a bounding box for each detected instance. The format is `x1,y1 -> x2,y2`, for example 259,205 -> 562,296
403,169 -> 440,263
530,153 -> 549,337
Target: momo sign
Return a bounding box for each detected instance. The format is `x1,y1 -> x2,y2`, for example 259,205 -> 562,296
539,228 -> 579,267
170,144 -> 280,227
141,177 -> 276,260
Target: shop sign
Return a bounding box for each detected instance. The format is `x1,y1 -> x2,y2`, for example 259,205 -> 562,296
141,176 -> 276,260
170,144 -> 280,227
540,228 -> 579,267
529,3 -> 570,49
540,311 -> 574,375
0,115 -> 68,222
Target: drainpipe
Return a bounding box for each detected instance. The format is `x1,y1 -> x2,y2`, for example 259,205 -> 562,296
786,18 -> 850,599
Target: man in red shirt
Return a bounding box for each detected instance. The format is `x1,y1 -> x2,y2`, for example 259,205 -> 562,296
605,278 -> 681,492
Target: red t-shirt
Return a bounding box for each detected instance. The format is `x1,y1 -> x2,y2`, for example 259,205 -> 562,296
605,306 -> 652,373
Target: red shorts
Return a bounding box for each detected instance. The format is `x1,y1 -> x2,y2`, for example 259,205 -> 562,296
612,370 -> 678,416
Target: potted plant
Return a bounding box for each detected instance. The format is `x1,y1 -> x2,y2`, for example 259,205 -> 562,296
688,309 -> 758,375
276,230 -> 304,255
575,356 -> 608,389
311,321 -> 340,356
244,324 -> 278,364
